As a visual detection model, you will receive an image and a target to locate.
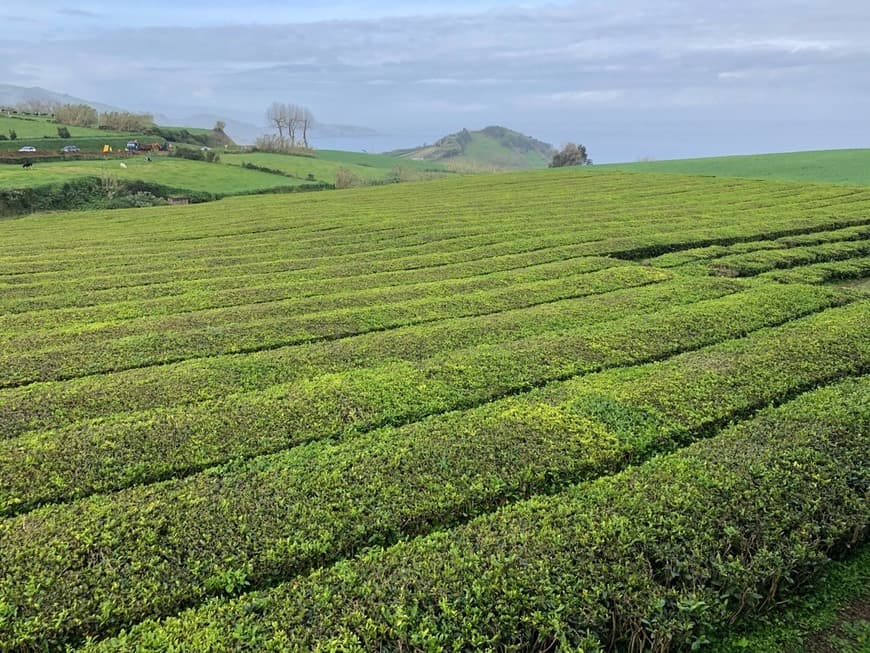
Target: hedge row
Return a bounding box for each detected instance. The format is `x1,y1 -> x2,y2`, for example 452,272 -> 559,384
0,228 -> 600,304
0,287 -> 857,518
3,172 -> 858,273
0,255 -> 621,347
1,302 -> 866,649
1,219 -> 589,287
74,375 -> 869,652
0,276 -> 743,439
5,201 -> 869,306
0,177 -> 215,218
759,255 -> 870,285
711,543 -> 870,652
704,239 -> 870,277
646,223 -> 870,268
0,244 -> 620,329
0,266 -> 668,387
1,238 -> 618,318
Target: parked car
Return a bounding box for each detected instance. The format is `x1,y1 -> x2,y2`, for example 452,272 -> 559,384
17,145 -> 37,152
62,144 -> 81,153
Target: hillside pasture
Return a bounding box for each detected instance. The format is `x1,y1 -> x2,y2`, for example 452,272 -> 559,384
603,148 -> 870,186
0,156 -> 308,195
221,149 -> 447,185
0,169 -> 867,650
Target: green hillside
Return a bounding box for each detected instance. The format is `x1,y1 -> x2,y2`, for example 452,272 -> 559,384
0,113 -> 228,153
602,148 -> 870,185
0,157 -> 307,194
391,125 -> 554,170
0,169 -> 867,650
221,149 -> 449,185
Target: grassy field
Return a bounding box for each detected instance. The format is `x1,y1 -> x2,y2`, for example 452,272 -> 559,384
0,169 -> 867,650
221,149 -> 448,185
0,113 -> 216,153
0,114 -> 144,153
0,156 -> 308,195
0,114 -> 135,140
602,148 -> 870,185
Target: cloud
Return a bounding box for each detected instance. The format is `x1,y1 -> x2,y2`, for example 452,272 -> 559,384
56,7 -> 99,18
2,0 -> 869,160
523,90 -> 627,108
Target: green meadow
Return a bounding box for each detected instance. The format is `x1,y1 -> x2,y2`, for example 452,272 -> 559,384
221,149 -> 448,184
603,148 -> 870,186
0,156 -> 306,194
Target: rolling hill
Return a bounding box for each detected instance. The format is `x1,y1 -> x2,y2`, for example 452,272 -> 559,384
602,148 -> 870,186
389,125 -> 555,170
0,83 -> 123,114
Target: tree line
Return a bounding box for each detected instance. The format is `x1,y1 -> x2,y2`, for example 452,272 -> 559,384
8,98 -> 155,132
259,102 -> 315,151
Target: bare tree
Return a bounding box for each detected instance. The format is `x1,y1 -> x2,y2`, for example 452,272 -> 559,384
99,111 -> 154,131
300,107 -> 315,148
265,102 -> 314,148
286,104 -> 304,146
266,102 -> 288,143
54,104 -> 99,127
17,97 -> 59,115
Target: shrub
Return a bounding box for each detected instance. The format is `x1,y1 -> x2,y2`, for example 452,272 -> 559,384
335,166 -> 361,189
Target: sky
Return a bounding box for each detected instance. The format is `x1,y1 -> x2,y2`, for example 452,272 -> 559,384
1,0 -> 868,161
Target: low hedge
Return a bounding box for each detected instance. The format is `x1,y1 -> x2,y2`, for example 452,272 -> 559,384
0,176 -> 214,218
0,265 -> 668,387
0,276 -> 741,439
79,376 -> 869,651
704,240 -> 870,277
0,285 -> 854,516
0,299 -> 865,648
759,256 -> 870,285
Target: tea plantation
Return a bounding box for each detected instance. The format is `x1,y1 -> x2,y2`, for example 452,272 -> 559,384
0,168 -> 867,651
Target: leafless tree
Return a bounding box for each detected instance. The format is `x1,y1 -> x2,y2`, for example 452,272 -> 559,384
299,107 -> 315,148
266,102 -> 314,148
17,97 -> 59,115
266,102 -> 289,143
98,111 -> 154,131
54,104 -> 99,127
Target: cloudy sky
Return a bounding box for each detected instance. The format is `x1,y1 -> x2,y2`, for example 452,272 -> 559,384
2,1 -> 868,161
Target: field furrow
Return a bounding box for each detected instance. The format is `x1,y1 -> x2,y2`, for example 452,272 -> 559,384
0,276 -> 743,439
703,239 -> 870,277
760,254 -> 870,285
0,266 -> 668,388
646,224 -> 870,268
0,288 -> 858,518
1,302 -> 866,649
2,169 -> 868,650
50,376 -> 870,651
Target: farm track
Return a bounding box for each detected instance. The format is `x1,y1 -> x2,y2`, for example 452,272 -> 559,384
1,169 -> 868,650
